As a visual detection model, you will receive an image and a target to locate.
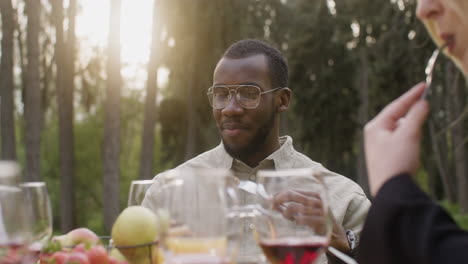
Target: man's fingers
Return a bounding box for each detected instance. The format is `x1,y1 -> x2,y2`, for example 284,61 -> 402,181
373,83 -> 426,128
294,215 -> 327,233
282,202 -> 325,218
274,190 -> 322,209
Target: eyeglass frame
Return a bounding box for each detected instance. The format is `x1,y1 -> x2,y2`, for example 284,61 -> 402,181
206,85 -> 285,110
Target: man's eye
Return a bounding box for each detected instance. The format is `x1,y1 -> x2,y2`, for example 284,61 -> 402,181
214,91 -> 229,99
242,92 -> 258,99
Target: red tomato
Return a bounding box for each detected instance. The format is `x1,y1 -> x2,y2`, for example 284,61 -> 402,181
50,251 -> 69,264
73,243 -> 87,253
67,252 -> 90,264
87,245 -> 110,264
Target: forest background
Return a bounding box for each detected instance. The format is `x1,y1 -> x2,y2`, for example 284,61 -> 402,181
1,0 -> 467,235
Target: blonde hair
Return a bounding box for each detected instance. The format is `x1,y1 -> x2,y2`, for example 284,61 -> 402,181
420,0 -> 468,75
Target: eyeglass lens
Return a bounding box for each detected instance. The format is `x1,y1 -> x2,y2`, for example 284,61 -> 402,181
210,86 -> 261,109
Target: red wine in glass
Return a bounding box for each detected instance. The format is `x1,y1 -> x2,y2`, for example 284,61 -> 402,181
259,237 -> 329,264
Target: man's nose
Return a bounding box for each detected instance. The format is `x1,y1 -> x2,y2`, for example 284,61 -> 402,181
416,0 -> 442,20
221,92 -> 244,115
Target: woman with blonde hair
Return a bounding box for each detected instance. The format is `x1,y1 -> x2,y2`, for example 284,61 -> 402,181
357,0 -> 468,263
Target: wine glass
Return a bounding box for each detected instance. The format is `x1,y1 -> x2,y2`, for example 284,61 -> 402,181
0,185 -> 33,263
254,168 -> 332,264
0,161 -> 21,185
19,182 -> 53,253
127,180 -> 154,206
156,168 -> 240,264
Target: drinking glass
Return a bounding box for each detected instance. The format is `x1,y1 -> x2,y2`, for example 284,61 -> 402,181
127,180 -> 154,206
254,168 -> 332,264
156,168 -> 240,264
0,185 -> 33,263
19,182 -> 53,252
0,161 -> 21,186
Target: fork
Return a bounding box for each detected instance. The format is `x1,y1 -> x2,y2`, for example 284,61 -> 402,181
421,43 -> 448,99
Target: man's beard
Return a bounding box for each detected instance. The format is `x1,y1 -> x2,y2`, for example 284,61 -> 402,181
222,111 -> 276,162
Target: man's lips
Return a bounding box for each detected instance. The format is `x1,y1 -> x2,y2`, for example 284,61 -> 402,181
221,122 -> 248,136
221,122 -> 248,130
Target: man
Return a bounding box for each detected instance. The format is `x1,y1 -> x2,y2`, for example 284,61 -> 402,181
142,39 -> 370,263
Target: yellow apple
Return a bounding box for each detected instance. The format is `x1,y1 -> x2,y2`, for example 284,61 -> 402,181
111,206 -> 159,264
109,248 -> 128,262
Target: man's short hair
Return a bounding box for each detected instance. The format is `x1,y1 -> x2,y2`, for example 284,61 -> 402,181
222,39 -> 288,89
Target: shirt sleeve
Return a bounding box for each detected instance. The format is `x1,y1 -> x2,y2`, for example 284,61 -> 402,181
357,173 -> 468,264
315,164 -> 371,245
342,191 -> 371,239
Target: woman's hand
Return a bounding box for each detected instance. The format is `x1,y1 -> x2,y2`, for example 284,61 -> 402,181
364,83 -> 430,196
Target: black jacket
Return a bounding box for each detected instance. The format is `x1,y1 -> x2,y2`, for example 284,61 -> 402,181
357,174 -> 468,264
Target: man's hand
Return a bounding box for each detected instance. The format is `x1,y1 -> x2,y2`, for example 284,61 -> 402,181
364,83 -> 429,196
272,190 -> 350,253
328,211 -> 350,253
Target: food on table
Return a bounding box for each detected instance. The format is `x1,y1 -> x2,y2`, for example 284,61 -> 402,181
111,206 -> 160,264
39,242 -> 128,264
52,228 -> 100,248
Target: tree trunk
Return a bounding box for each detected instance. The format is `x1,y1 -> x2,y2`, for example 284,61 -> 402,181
41,37 -> 53,120
184,3 -> 198,161
15,8 -> 27,107
446,65 -> 468,212
139,0 -> 160,180
184,71 -> 197,160
24,0 -> 42,181
0,0 -> 17,160
356,48 -> 370,195
64,0 -> 77,228
103,0 -> 122,232
51,0 -> 76,232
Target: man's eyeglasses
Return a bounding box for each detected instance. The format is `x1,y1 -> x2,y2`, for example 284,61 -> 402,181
207,85 -> 283,109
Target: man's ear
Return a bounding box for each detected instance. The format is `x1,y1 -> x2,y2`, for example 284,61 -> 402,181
276,87 -> 292,113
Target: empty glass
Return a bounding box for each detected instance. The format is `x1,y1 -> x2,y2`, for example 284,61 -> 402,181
19,182 -> 53,252
128,180 -> 154,206
0,185 -> 33,263
0,161 -> 21,186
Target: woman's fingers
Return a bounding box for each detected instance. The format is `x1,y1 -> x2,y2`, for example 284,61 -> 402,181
373,83 -> 426,129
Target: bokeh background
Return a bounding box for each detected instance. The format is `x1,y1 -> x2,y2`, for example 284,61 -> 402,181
0,0 -> 467,234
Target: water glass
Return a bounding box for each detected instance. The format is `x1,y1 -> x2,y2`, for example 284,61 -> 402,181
19,182 -> 53,252
128,180 -> 154,206
0,185 -> 33,263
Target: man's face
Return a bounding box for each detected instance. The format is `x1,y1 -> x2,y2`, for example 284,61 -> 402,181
212,55 -> 277,160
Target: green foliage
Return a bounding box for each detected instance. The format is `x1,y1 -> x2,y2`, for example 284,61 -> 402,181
414,168 -> 430,194
7,0 -> 467,235
440,200 -> 468,230
73,111 -> 104,234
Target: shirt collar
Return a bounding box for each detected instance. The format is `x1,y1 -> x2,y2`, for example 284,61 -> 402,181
213,135 -> 296,170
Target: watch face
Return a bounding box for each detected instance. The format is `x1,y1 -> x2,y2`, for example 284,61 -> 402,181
346,230 -> 357,251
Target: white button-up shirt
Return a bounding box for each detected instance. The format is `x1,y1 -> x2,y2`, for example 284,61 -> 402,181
142,136 -> 371,264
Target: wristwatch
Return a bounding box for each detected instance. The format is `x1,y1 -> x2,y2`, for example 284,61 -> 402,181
346,230 -> 357,254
